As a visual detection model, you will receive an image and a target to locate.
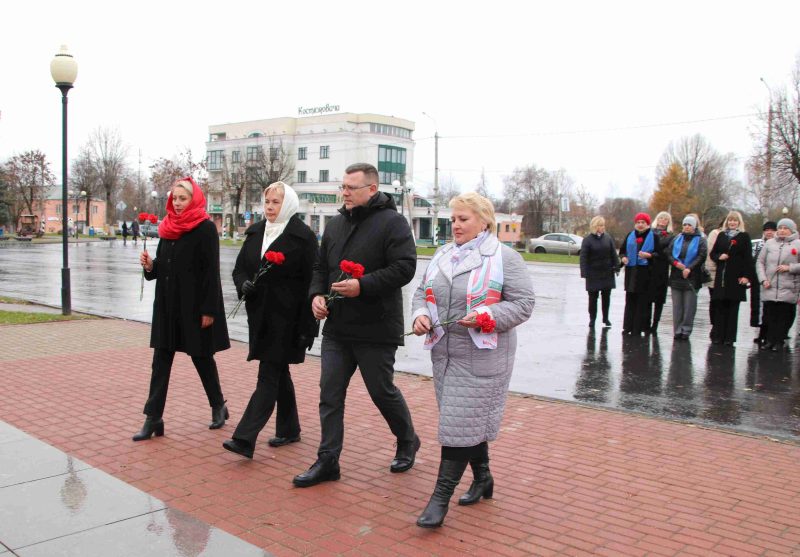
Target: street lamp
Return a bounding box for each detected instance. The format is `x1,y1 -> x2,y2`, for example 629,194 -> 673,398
51,44 -> 78,316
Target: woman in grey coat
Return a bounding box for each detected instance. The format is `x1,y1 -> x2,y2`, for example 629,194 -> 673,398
411,192 -> 535,528
756,218 -> 800,351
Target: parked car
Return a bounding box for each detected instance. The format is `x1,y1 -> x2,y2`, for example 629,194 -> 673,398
527,233 -> 583,255
139,222 -> 160,238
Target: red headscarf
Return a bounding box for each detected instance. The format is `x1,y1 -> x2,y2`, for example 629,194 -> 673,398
157,177 -> 210,240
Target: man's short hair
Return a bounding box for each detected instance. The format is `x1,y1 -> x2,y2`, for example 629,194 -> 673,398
345,163 -> 379,185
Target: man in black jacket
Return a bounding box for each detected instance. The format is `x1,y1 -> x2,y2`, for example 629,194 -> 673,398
293,163 -> 420,487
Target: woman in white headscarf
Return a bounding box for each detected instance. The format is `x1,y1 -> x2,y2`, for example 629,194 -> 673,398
223,182 -> 319,459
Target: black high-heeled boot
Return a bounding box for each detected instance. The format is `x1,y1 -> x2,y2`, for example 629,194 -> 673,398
132,416 -> 164,441
209,402 -> 229,429
458,460 -> 494,505
416,459 -> 469,528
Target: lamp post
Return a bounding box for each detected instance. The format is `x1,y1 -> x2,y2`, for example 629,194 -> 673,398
51,45 -> 78,316
423,112 -> 439,245
760,77 -> 774,222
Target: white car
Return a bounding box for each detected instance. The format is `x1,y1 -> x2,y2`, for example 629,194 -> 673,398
527,233 -> 583,255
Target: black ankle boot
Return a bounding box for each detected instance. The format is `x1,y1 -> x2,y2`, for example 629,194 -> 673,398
132,416 -> 164,441
416,459 -> 469,528
209,402 -> 229,429
293,454 -> 340,487
458,460 -> 493,505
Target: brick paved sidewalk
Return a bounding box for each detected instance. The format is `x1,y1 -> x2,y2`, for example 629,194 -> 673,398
1,319 -> 799,556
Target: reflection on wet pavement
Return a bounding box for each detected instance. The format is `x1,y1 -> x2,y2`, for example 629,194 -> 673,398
1,241 -> 798,441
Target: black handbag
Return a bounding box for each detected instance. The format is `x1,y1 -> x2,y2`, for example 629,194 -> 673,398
701,266 -> 712,284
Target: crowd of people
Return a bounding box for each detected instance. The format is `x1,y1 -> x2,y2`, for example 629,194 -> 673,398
580,210 -> 800,350
132,164 -> 534,529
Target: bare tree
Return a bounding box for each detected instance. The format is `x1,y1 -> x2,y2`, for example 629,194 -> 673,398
85,127 -> 129,225
3,150 -> 55,231
568,184 -> 599,235
599,197 -> 647,245
503,164 -> 555,237
70,147 -> 100,229
0,167 -> 11,227
434,173 -> 461,207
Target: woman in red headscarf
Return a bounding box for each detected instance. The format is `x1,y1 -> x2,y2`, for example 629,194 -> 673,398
133,177 -> 231,441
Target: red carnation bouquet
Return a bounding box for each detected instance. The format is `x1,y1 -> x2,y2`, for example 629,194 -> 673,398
406,310 -> 496,336
228,250 -> 286,318
636,237 -> 643,245
139,213 -> 158,301
325,259 -> 365,308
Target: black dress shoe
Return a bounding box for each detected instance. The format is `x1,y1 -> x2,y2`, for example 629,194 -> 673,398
268,435 -> 301,447
293,455 -> 340,487
209,403 -> 229,430
222,438 -> 253,459
132,416 -> 164,441
602,320 -> 612,328
390,434 -> 420,473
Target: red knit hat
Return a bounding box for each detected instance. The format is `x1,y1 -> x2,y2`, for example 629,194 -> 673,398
634,212 -> 651,225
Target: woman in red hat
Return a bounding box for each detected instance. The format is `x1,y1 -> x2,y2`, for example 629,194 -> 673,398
619,212 -> 655,335
133,177 -> 230,441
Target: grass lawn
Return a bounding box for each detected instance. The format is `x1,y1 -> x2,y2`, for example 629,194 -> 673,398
0,310 -> 97,325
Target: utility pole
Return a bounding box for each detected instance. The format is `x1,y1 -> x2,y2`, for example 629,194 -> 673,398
423,112 -> 439,245
761,78 -> 773,222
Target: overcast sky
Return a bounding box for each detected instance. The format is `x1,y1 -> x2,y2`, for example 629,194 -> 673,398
2,0 -> 799,202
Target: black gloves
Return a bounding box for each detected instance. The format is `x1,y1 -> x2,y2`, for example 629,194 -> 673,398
241,280 -> 256,296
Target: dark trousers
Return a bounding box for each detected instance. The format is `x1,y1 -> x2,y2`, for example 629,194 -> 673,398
441,441 -> 488,463
623,292 -> 652,334
712,299 -> 741,343
750,283 -> 762,327
588,290 -> 611,324
318,337 -> 415,459
233,360 -> 300,448
143,348 -> 224,418
708,288 -> 717,325
763,301 -> 796,344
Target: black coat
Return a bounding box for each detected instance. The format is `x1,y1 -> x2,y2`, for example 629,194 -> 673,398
619,229 -> 655,294
579,233 -> 619,292
650,229 -> 674,301
232,216 -> 319,363
710,231 -> 754,302
665,231 -> 708,291
144,220 -> 230,357
309,192 -> 416,345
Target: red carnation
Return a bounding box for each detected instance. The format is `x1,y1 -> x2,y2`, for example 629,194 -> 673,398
265,251 -> 285,265
340,260 -> 354,274
350,263 -> 365,279
730,239 -> 737,246
661,231 -> 668,237
636,237 -> 643,245
793,248 -> 798,256
475,312 -> 496,334
148,214 -> 157,224
138,212 -> 148,223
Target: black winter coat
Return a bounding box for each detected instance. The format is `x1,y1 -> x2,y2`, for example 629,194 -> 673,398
144,220 -> 230,356
619,229 -> 654,294
650,229 -> 674,299
665,231 -> 708,291
309,192 -> 416,345
232,216 -> 319,363
710,231 -> 754,302
579,233 -> 619,292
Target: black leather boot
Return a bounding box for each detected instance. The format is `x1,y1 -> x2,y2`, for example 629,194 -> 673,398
209,402 -> 229,429
293,454 -> 340,487
390,434 -> 420,473
132,416 -> 164,441
416,459 -> 469,528
458,460 -> 493,505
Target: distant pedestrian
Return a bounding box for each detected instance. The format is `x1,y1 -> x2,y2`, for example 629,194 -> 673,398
709,211 -> 754,346
579,216 -> 619,328
222,182 -> 318,460
751,221 -> 777,345
619,212 -> 655,335
410,192 -> 535,528
649,211 -> 674,333
121,221 -> 129,246
131,219 -> 140,246
666,215 -> 707,340
133,177 -> 230,441
756,218 -> 800,351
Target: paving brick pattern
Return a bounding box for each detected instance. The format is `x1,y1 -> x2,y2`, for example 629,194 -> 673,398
1,319 -> 799,556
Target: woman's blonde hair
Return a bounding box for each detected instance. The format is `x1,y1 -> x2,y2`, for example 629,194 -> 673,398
652,211 -> 673,233
589,216 -> 605,234
725,210 -> 745,232
264,181 -> 286,198
172,179 -> 194,198
449,192 -> 496,233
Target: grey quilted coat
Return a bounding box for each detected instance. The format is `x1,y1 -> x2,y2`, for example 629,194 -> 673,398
411,235 -> 535,447
756,232 -> 800,303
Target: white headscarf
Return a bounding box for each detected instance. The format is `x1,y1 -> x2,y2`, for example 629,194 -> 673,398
261,182 -> 300,255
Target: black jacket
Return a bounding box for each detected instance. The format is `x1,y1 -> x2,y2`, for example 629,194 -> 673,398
619,229 -> 655,294
650,229 -> 674,296
666,231 -> 708,291
309,192 -> 416,345
579,233 -> 619,292
232,216 -> 319,363
710,231 -> 754,302
144,220 -> 230,356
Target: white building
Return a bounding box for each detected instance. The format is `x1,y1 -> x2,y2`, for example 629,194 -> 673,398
205,111 -> 446,242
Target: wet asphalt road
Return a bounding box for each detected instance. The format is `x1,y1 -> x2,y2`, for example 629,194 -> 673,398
1,239 -> 798,442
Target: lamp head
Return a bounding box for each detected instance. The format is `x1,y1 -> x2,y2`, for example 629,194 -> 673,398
50,45 -> 78,87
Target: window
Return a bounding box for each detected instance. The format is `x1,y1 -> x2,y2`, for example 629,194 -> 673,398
319,170 -> 329,182
320,145 -> 329,159
207,150 -> 223,170
297,171 -> 307,183
246,146 -> 262,161
377,145 -> 407,184
56,204 -> 62,215
505,224 -> 510,232
369,123 -> 412,138
92,205 -> 98,215
269,147 -> 279,161
231,150 -> 240,163
298,147 -> 307,160
73,204 -> 79,214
